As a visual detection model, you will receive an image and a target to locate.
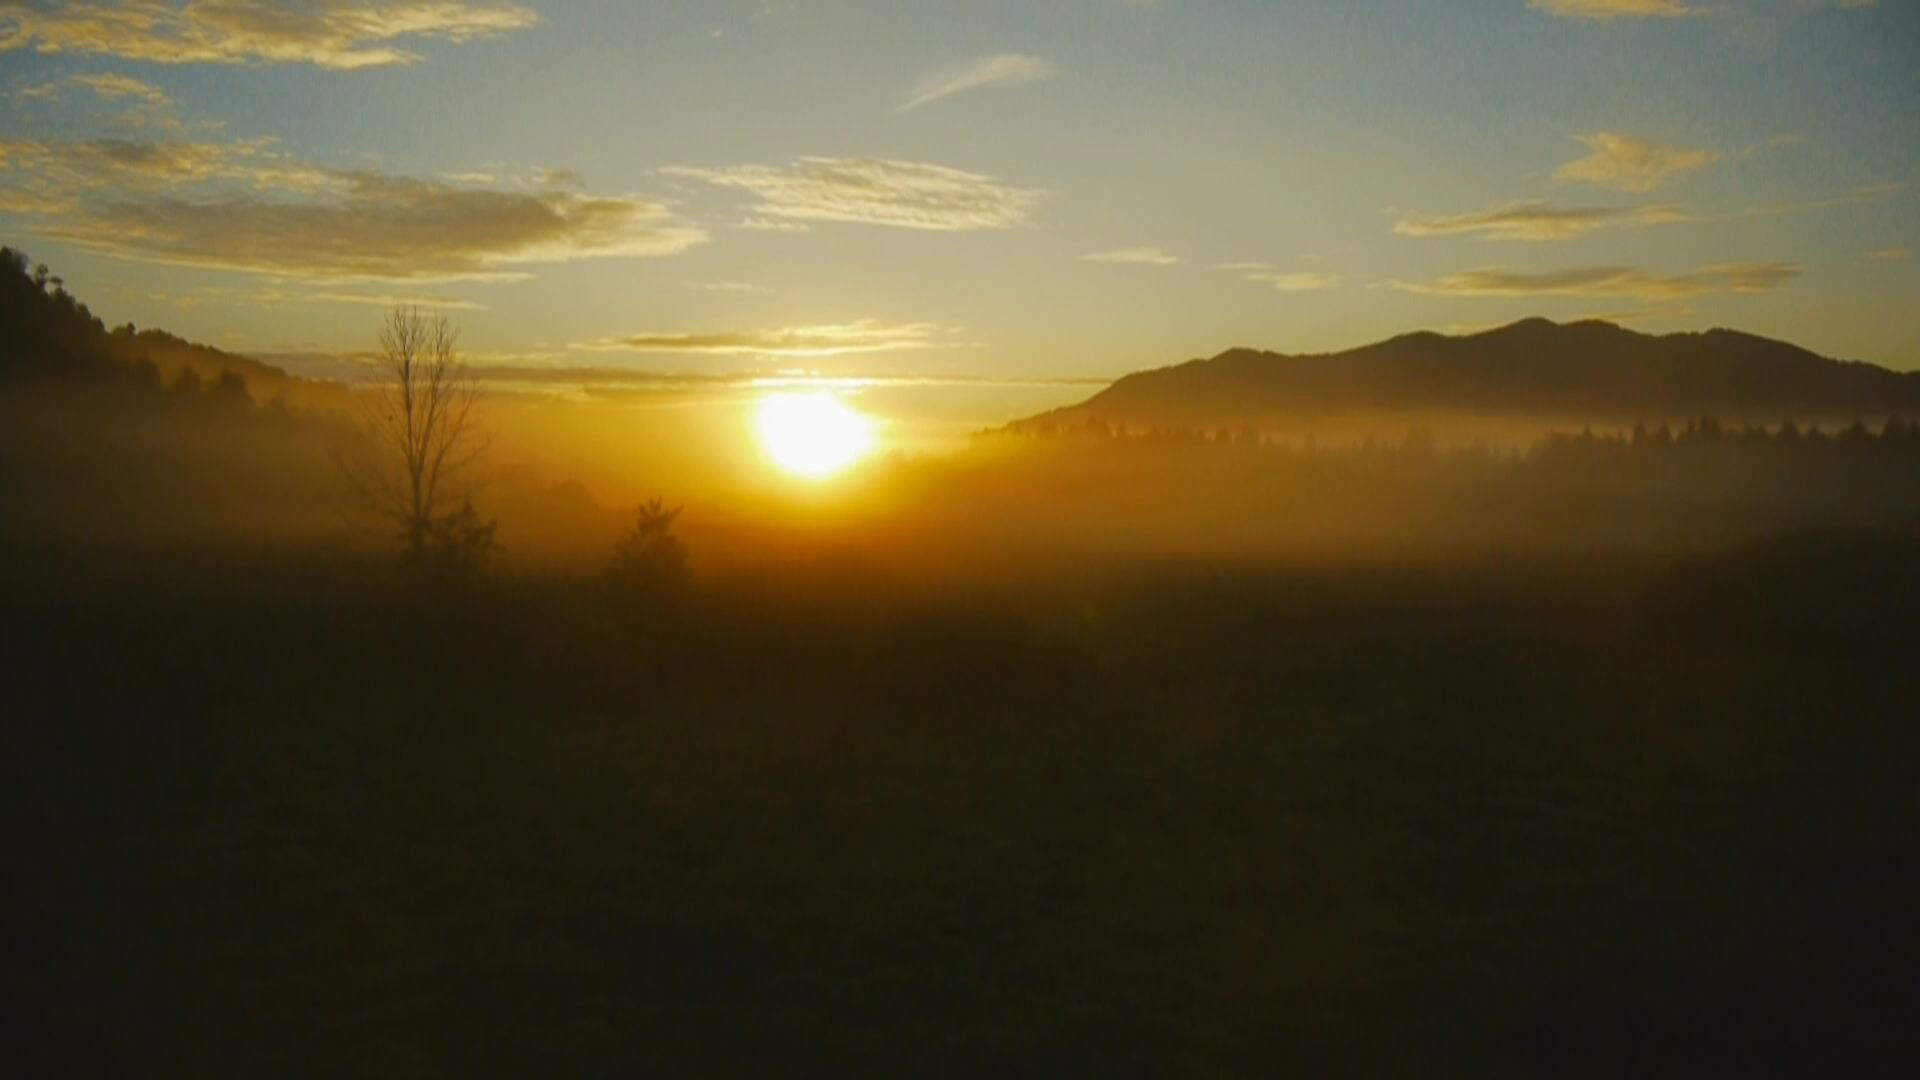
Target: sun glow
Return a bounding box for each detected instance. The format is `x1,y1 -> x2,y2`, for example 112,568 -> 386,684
754,392 -> 877,479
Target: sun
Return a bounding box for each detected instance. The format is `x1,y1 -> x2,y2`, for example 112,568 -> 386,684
754,392 -> 877,479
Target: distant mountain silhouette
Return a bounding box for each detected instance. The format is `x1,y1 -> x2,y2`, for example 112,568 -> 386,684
1017,319 -> 1920,431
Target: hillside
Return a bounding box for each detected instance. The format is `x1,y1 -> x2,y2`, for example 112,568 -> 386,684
0,246 -> 348,410
1018,319 -> 1920,433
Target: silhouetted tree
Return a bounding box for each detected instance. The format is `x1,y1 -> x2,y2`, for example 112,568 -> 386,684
419,497 -> 500,583
338,307 -> 492,562
606,497 -> 689,608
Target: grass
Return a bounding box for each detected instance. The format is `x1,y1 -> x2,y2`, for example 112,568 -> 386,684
9,538 -> 1919,1076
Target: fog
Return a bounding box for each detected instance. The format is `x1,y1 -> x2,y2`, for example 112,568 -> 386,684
10,258 -> 1919,1075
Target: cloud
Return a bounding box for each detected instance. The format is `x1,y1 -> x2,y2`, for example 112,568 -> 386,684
1528,0 -> 1708,18
571,320 -> 958,358
1246,271 -> 1344,291
0,186 -> 71,213
1080,246 -> 1180,265
51,177 -> 705,282
689,281 -> 771,293
1555,133 -> 1719,193
535,166 -> 585,190
0,0 -> 538,69
663,157 -> 1041,231
1865,247 -> 1911,261
0,136 -> 705,281
736,215 -> 809,232
183,285 -> 487,310
1394,199 -> 1691,240
14,70 -> 188,129
898,53 -> 1053,112
1704,181 -> 1903,222
1212,260 -> 1341,290
69,71 -> 172,106
0,135 -> 333,192
1394,262 -> 1801,300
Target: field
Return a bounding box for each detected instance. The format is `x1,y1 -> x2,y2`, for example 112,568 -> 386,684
12,537 -> 1917,1076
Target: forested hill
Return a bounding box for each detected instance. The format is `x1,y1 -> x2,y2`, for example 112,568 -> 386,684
1018,318 -> 1920,431
0,246 -> 323,404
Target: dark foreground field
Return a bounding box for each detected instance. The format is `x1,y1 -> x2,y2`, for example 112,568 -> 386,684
8,536 -> 1919,1076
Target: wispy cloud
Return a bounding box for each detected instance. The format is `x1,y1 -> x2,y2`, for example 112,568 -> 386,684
1246,271 -> 1344,291
664,157 -> 1041,231
14,72 -> 188,130
1528,0 -> 1709,18
571,320 -> 958,358
1395,199 -> 1690,240
1212,260 -> 1342,290
1555,133 -> 1719,193
1394,262 -> 1801,300
1718,181 -> 1904,220
0,136 -> 334,201
689,281 -> 772,293
1080,246 -> 1181,265
69,71 -> 169,104
1388,180 -> 1890,248
535,166 -> 586,191
0,1 -> 538,69
0,136 -> 705,281
898,53 -> 1053,112
176,285 -> 488,311
736,215 -> 809,232
51,177 -> 705,282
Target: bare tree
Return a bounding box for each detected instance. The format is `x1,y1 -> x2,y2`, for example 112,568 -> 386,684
339,307 -> 491,563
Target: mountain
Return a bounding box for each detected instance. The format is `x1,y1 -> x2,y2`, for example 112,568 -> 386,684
1017,319 -> 1920,432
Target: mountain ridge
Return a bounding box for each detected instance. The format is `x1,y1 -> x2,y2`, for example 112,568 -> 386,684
1015,318 -> 1920,431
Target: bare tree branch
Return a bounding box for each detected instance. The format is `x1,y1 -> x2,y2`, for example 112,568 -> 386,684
335,306 -> 489,559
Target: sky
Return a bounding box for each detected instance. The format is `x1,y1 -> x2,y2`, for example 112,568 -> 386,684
2,0 -> 1916,383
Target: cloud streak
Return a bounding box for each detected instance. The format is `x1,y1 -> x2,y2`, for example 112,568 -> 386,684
0,136 -> 705,281
1394,262 -> 1801,300
0,0 -> 538,69
14,72 -> 188,129
1528,0 -> 1708,18
1395,199 -> 1690,240
898,53 -> 1053,112
0,135 -> 332,195
664,157 -> 1041,231
170,285 -> 488,310
1080,246 -> 1180,265
1212,260 -> 1342,291
1555,133 -> 1719,193
571,320 -> 958,358
1247,271 -> 1344,291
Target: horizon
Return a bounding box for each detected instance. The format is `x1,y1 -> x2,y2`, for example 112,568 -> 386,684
1,0 -> 1915,388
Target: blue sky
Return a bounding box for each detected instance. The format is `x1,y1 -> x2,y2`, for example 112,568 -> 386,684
2,0 -> 1915,378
